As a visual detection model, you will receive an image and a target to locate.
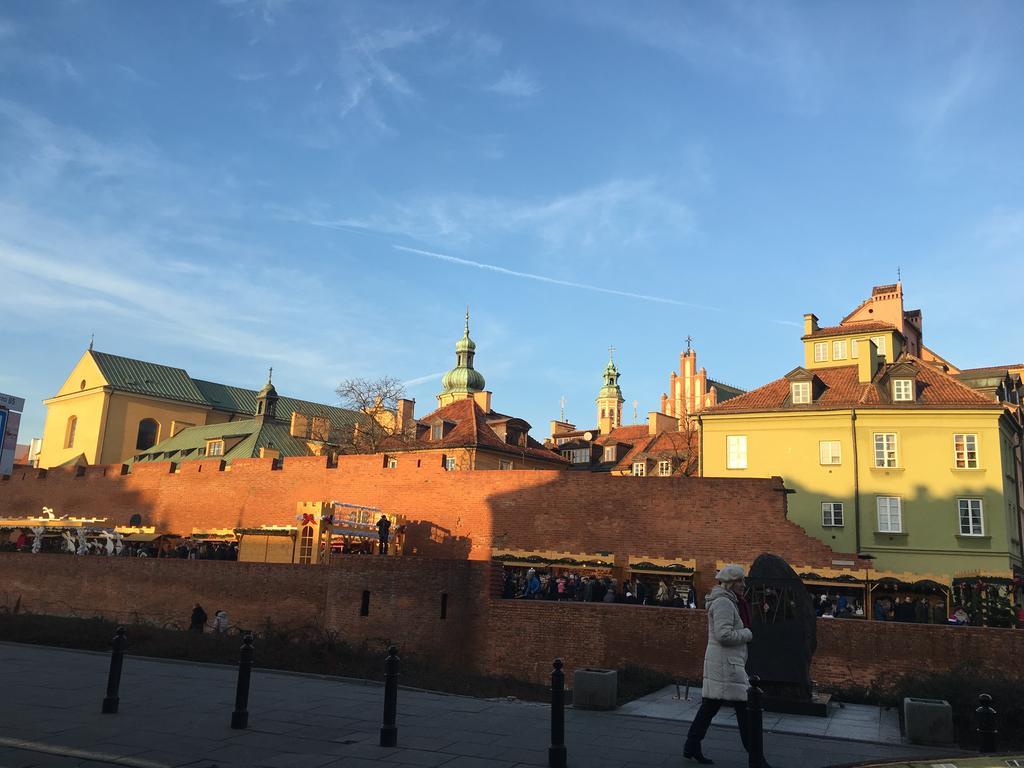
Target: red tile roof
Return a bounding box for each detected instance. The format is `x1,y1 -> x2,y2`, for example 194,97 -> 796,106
387,398 -> 568,464
803,320 -> 898,339
702,356 -> 999,415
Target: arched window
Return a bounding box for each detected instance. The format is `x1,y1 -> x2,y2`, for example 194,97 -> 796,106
65,416 -> 77,449
128,514 -> 143,527
136,418 -> 160,450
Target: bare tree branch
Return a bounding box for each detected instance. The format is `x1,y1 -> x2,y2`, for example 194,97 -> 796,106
333,376 -> 409,454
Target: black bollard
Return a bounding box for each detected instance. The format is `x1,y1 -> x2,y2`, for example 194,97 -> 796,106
101,626 -> 127,714
747,674 -> 765,768
549,658 -> 567,768
976,693 -> 998,753
231,634 -> 255,729
379,646 -> 400,747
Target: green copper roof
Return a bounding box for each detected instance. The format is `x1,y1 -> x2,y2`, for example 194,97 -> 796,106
597,352 -> 623,401
130,419 -> 317,464
90,351 -> 209,406
440,311 -> 486,395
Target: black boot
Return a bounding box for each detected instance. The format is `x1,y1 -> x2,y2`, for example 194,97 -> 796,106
683,744 -> 714,765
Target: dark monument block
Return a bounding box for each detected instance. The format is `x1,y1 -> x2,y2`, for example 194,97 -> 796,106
745,553 -> 830,717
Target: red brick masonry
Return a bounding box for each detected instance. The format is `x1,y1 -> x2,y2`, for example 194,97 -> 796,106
0,455 -> 869,585
1,554 -> 1019,689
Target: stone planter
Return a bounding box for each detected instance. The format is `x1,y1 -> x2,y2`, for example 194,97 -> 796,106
572,668 -> 617,711
903,697 -> 954,745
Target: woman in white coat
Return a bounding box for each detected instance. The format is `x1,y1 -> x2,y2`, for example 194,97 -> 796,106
684,564 -> 768,765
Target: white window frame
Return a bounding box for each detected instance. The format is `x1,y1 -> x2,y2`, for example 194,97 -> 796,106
893,379 -> 914,402
958,498 -> 984,536
443,455 -> 457,471
431,423 -> 443,441
726,435 -> 747,469
603,445 -> 616,462
632,462 -> 646,477
871,335 -> 887,356
791,381 -> 811,404
813,342 -> 828,363
953,433 -> 979,469
822,502 -> 844,527
386,456 -> 398,469
498,459 -> 513,470
657,460 -> 672,477
832,340 -> 847,360
561,448 -> 589,464
207,440 -> 225,457
851,338 -> 860,358
876,496 -> 903,533
819,440 -> 841,465
873,433 -> 897,468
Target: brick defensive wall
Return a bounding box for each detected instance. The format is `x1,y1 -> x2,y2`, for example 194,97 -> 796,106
1,554 -> 1020,691
1,454 -> 869,586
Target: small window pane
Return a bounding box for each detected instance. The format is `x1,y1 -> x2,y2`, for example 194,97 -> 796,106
658,460 -> 671,476
877,496 -> 902,532
727,435 -> 747,469
954,434 -> 978,469
632,462 -> 646,477
819,440 -> 841,465
813,342 -> 828,363
792,382 -> 811,404
822,502 -> 844,527
832,340 -> 847,360
603,446 -> 615,461
958,499 -> 983,535
873,433 -> 897,468
893,379 -> 913,401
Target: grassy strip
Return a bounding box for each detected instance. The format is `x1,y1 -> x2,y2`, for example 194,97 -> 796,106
0,612 -> 670,706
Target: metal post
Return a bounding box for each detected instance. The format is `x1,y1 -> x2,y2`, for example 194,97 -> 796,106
101,626 -> 127,714
548,658 -> 567,768
379,646 -> 399,747
231,634 -> 255,729
976,693 -> 997,753
747,674 -> 765,768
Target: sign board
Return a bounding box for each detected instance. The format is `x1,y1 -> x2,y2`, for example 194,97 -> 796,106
0,392 -> 25,413
0,409 -> 21,476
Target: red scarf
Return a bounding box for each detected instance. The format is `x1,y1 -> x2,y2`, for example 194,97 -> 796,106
737,595 -> 752,629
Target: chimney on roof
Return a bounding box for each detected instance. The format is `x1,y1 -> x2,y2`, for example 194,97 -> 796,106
803,313 -> 819,336
396,398 -> 416,434
648,411 -> 677,436
858,339 -> 880,383
550,420 -> 576,439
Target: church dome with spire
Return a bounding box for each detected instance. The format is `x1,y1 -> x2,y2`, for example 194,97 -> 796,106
439,310 -> 486,402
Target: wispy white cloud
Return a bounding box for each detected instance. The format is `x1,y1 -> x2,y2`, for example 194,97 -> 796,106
486,69 -> 540,97
393,245 -> 722,311
403,371 -> 444,387
294,178 -> 695,252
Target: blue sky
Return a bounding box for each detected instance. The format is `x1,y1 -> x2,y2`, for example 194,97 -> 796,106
2,0 -> 1022,442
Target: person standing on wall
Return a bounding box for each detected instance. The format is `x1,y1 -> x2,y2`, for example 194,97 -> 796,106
376,514 -> 391,555
683,564 -> 773,767
190,603 -> 207,633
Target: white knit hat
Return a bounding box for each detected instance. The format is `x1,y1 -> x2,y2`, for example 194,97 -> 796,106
715,564 -> 746,582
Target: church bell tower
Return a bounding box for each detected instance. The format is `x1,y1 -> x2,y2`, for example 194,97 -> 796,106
596,347 -> 624,433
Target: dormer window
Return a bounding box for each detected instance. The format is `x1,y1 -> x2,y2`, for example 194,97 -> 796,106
206,440 -> 225,457
893,379 -> 914,402
791,381 -> 812,404
603,445 -> 616,462
431,423 -> 443,441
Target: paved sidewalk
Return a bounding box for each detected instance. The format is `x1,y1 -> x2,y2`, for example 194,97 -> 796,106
621,685 -> 901,743
0,643 -> 949,768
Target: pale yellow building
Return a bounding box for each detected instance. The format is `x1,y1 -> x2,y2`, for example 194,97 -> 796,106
699,283 -> 1023,582
38,348 -> 361,469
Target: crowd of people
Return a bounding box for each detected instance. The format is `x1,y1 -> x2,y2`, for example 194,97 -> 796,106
870,595 -> 954,624
502,568 -> 698,607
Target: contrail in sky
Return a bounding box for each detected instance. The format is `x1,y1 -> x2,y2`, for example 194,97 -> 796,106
393,245 -> 723,312
403,371 -> 444,386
